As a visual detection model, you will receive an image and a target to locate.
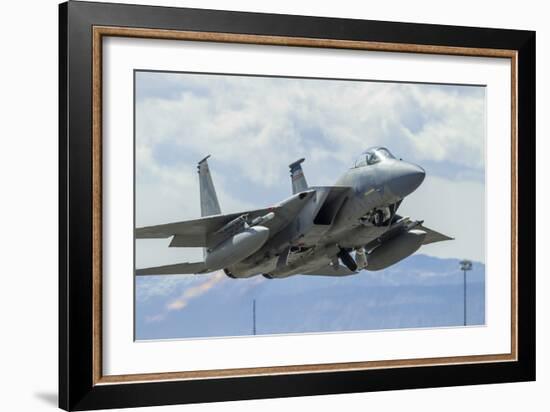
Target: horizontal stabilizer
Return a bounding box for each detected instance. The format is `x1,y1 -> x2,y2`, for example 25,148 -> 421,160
136,261 -> 208,276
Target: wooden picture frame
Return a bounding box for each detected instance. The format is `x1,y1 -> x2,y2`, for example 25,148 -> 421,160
59,1 -> 535,410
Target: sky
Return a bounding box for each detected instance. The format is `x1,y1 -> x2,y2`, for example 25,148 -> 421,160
135,70 -> 486,267
134,70 -> 486,339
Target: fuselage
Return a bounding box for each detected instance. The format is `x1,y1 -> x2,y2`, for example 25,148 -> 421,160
227,147 -> 425,278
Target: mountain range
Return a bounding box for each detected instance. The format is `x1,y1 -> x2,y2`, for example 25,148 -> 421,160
135,254 -> 485,340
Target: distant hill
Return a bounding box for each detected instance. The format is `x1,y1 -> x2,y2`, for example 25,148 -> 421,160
135,254 -> 485,340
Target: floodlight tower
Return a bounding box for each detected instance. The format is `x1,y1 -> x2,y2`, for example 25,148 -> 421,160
459,260 -> 473,326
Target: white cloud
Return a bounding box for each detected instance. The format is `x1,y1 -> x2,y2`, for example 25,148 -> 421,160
137,74 -> 484,185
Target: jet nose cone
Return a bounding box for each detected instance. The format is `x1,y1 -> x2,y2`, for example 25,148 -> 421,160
388,162 -> 425,199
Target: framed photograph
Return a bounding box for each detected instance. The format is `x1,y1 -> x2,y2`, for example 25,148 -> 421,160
59,1 -> 535,410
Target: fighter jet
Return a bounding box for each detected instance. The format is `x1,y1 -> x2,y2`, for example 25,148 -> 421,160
136,147 -> 452,278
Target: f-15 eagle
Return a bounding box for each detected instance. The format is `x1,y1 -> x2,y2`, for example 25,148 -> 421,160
136,147 -> 452,279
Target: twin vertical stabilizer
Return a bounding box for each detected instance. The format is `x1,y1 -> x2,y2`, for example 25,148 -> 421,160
198,155 -> 221,217
199,156 -> 309,212
289,158 -> 308,194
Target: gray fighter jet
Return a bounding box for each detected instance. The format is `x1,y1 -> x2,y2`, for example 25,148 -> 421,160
136,147 -> 452,278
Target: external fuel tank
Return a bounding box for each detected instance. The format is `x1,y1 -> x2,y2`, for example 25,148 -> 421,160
205,226 -> 270,270
366,229 -> 426,271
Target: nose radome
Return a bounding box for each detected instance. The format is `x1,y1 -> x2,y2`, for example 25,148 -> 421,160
389,162 -> 425,199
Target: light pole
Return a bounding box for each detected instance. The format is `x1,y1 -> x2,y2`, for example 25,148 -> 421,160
459,260 -> 472,326
252,299 -> 256,335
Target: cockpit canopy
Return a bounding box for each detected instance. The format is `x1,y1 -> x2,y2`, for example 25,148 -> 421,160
354,147 -> 396,168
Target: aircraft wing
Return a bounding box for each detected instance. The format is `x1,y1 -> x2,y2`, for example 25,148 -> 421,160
417,223 -> 453,245
380,217 -> 452,246
340,214 -> 452,250
303,215 -> 451,277
135,190 -> 316,248
136,207 -> 279,247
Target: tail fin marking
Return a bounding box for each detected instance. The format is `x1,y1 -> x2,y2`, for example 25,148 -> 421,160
289,158 -> 308,194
